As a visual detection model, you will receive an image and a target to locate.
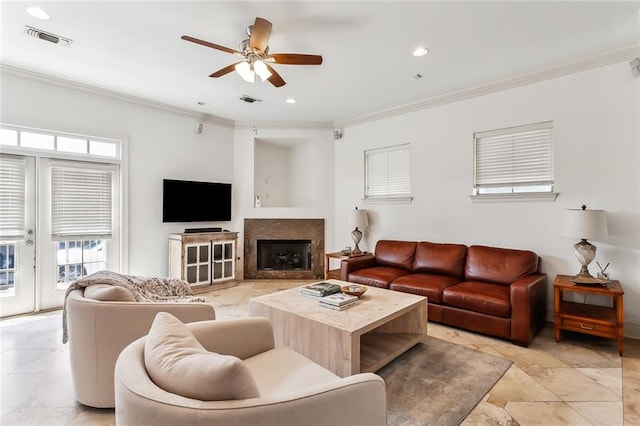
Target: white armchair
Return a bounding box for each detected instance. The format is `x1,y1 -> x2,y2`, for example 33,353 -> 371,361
114,316 -> 387,426
65,287 -> 215,408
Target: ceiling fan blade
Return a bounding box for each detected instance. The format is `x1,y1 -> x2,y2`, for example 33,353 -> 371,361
209,62 -> 242,78
181,35 -> 241,55
266,64 -> 286,87
249,17 -> 272,53
268,53 -> 323,65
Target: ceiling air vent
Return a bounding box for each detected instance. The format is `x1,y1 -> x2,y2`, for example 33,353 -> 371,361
25,26 -> 72,47
240,95 -> 262,104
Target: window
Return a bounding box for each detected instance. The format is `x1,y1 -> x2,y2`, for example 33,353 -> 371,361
364,144 -> 411,202
472,121 -> 556,200
56,240 -> 106,284
0,125 -> 120,159
0,156 -> 26,240
50,163 -> 117,288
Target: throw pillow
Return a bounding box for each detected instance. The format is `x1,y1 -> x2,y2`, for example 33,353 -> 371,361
83,284 -> 136,302
144,312 -> 260,401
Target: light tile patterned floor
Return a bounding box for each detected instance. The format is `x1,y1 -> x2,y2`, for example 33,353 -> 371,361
1,280 -> 639,425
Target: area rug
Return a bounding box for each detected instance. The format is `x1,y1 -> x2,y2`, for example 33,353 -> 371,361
377,337 -> 513,426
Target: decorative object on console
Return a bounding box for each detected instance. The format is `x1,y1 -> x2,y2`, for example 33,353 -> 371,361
562,205 -> 608,284
349,207 -> 369,255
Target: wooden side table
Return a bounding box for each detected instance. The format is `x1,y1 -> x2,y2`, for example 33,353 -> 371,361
325,251 -> 369,279
553,274 -> 624,356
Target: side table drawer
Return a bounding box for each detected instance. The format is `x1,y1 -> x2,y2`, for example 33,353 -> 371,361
559,317 -> 615,336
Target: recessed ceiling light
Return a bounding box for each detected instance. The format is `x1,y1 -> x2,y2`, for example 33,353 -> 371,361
26,7 -> 51,20
285,98 -> 296,104
412,47 -> 429,57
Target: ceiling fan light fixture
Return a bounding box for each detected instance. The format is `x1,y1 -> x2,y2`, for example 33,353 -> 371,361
254,60 -> 272,81
235,61 -> 255,82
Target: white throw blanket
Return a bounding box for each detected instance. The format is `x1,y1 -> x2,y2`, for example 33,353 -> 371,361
62,270 -> 205,343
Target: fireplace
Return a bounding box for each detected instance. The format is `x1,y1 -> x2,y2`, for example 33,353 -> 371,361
244,219 -> 324,279
257,239 -> 312,271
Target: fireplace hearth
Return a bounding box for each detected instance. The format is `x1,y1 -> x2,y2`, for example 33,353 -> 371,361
244,219 -> 324,279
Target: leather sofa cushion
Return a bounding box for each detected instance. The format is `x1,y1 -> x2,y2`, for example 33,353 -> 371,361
84,284 -> 136,302
442,281 -> 511,318
144,312 -> 260,401
412,241 -> 467,278
390,273 -> 461,304
374,240 -> 417,271
348,266 -> 410,289
465,245 -> 538,285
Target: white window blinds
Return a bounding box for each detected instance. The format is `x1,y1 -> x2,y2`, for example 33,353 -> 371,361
474,122 -> 554,190
365,144 -> 411,198
0,156 -> 26,240
51,165 -> 114,239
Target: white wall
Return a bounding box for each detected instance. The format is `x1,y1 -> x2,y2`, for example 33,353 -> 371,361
254,141 -> 290,207
1,69 -> 235,277
334,62 -> 640,337
233,126 -> 335,278
288,142 -> 315,208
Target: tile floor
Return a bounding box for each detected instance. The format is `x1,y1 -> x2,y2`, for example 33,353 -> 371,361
1,280 -> 639,425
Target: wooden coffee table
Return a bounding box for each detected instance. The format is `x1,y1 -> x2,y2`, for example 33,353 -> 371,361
248,279 -> 428,377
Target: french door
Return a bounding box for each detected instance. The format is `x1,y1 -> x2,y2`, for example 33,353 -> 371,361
0,154 -> 36,316
0,153 -> 120,317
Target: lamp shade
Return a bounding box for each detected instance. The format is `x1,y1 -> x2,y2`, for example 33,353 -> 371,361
350,209 -> 369,229
562,208 -> 608,240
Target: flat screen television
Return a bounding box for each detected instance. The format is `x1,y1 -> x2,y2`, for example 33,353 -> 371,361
162,179 -> 232,222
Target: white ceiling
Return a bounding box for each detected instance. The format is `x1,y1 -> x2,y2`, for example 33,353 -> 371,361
1,1 -> 639,126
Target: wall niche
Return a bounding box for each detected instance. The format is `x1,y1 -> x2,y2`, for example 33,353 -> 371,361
254,137 -> 314,208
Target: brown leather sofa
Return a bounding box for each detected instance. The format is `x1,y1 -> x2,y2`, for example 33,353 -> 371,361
341,240 -> 547,346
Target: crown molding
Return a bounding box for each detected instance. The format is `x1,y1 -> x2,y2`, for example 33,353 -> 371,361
0,64 -> 235,128
334,44 -> 640,129
234,120 -> 334,131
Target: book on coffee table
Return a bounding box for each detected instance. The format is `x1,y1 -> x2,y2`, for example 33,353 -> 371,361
300,282 -> 341,297
319,300 -> 359,311
320,292 -> 358,306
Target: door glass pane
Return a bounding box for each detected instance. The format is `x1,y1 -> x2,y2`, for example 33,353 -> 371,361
55,239 -> 107,288
199,245 -> 209,262
199,265 -> 209,282
0,243 -> 16,298
224,243 -> 232,260
187,246 -> 198,264
213,262 -> 222,279
213,244 -> 222,261
223,260 -> 232,277
186,265 -> 197,283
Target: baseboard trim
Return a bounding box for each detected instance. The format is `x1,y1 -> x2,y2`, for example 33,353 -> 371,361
624,319 -> 640,340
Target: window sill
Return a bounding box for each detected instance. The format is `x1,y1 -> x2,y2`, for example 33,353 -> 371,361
469,192 -> 559,203
363,196 -> 413,205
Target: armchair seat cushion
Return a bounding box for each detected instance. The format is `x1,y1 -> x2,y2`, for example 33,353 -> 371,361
348,266 -> 410,289
244,347 -> 340,397
390,273 -> 461,304
144,312 -> 259,401
443,281 -> 511,318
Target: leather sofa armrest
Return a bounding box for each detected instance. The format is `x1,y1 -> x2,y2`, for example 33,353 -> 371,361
187,317 -> 275,359
340,254 -> 377,281
510,274 -> 547,346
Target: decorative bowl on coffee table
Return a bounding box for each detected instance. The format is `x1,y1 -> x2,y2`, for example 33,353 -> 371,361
341,285 -> 367,297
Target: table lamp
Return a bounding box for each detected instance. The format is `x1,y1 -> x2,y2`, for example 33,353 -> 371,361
561,205 -> 608,283
349,207 -> 369,255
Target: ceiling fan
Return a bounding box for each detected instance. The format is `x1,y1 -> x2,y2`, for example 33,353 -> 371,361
181,17 -> 323,88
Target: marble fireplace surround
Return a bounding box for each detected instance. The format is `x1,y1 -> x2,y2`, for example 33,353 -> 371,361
244,218 -> 325,280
